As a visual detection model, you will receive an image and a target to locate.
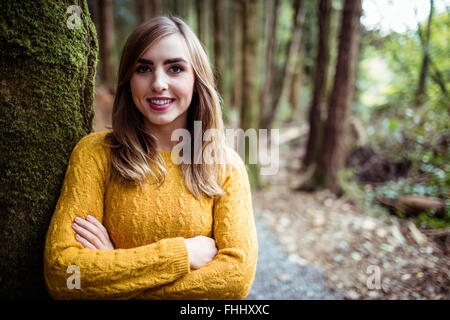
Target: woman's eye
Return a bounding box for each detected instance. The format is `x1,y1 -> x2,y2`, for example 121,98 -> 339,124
169,65 -> 184,73
136,65 -> 151,73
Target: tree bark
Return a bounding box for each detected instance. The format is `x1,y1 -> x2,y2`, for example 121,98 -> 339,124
213,0 -> 226,100
259,0 -> 280,125
289,53 -> 303,119
303,0 -> 332,168
261,0 -> 305,129
99,0 -> 115,92
231,0 -> 244,111
377,195 -> 445,216
134,0 -> 162,23
0,0 -> 98,298
316,0 -> 362,194
415,0 -> 435,106
196,0 -> 208,48
241,0 -> 262,189
134,0 -> 148,24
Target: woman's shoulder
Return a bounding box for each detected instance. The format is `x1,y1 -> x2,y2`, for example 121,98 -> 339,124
222,145 -> 248,177
72,129 -> 112,157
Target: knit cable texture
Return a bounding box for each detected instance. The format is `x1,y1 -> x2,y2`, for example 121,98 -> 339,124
43,131 -> 258,300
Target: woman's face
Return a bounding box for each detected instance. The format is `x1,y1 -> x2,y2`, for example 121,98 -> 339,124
130,33 -> 195,129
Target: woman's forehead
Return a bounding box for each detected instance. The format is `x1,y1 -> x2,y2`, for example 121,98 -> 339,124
140,33 -> 191,63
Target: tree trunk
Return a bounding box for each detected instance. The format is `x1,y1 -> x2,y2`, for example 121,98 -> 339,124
213,0 -> 225,100
303,0 -> 332,169
0,0 -> 98,298
259,0 -> 280,126
134,0 -> 149,24
241,0 -> 262,189
231,0 -> 244,112
377,195 -> 445,216
415,0 -> 434,106
261,0 -> 305,129
151,0 -> 162,18
289,53 -> 303,120
173,0 -> 182,16
87,0 -> 100,31
429,58 -> 447,96
316,0 -> 362,194
134,0 -> 162,23
99,0 -> 115,92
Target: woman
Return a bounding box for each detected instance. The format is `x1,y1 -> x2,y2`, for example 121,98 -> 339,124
43,16 -> 258,300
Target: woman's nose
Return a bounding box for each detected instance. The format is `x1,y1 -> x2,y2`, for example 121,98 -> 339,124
151,71 -> 168,92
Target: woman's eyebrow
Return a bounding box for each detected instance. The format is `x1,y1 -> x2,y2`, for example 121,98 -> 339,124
137,58 -> 188,65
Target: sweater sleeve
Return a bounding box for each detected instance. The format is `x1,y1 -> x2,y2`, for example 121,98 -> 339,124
135,150 -> 258,300
43,133 -> 190,300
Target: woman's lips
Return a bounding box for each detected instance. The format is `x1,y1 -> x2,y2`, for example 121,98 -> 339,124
146,98 -> 175,111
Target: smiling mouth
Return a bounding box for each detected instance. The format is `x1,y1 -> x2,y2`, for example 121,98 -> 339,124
146,98 -> 175,111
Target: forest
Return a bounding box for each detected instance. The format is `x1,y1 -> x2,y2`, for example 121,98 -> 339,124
0,0 -> 448,300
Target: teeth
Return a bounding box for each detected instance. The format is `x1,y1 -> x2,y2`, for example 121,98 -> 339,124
149,99 -> 173,105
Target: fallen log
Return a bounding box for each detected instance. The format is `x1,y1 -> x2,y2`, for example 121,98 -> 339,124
377,195 -> 446,216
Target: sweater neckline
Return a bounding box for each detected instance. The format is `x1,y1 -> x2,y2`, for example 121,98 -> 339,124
157,150 -> 179,165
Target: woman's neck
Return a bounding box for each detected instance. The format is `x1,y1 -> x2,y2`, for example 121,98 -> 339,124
145,112 -> 188,151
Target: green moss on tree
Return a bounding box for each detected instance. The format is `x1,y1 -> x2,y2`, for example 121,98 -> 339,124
0,0 -> 97,298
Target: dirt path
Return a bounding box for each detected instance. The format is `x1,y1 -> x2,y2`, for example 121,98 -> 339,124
246,126 -> 448,299
247,211 -> 334,300
249,185 -> 449,300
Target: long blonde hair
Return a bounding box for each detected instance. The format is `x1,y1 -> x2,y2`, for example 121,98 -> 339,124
103,16 -> 234,199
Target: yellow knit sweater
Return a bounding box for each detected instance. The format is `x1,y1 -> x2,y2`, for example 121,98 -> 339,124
43,130 -> 258,300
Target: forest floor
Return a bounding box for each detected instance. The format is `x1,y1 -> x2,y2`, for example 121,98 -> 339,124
93,87 -> 449,300
251,127 -> 449,300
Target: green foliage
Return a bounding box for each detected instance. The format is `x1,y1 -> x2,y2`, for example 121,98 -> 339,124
338,168 -> 450,229
337,169 -> 391,220
349,11 -> 449,228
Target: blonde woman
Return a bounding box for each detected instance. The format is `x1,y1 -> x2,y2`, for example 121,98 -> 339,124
43,16 -> 257,300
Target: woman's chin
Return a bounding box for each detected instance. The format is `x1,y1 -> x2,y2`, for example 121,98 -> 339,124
144,116 -> 176,127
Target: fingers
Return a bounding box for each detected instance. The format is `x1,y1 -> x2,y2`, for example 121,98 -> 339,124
86,215 -> 108,235
75,234 -> 97,250
72,220 -> 103,249
73,216 -> 107,249
73,215 -> 115,250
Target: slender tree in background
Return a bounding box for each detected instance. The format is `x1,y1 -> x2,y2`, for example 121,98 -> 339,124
0,0 -> 97,298
259,0 -> 280,126
213,0 -> 226,102
261,0 -> 305,129
288,51 -> 303,119
196,0 -> 208,46
88,0 -> 99,32
222,0 -> 235,118
241,0 -> 262,189
99,0 -> 115,92
134,0 -> 150,23
231,0 -> 244,112
315,0 -> 362,194
303,0 -> 332,169
134,0 -> 162,23
415,0 -> 435,106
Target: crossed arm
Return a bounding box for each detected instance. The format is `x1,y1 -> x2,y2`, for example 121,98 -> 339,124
72,215 -> 218,270
44,134 -> 257,300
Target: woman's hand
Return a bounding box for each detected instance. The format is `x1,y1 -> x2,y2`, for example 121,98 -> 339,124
184,236 -> 218,270
72,215 -> 115,250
